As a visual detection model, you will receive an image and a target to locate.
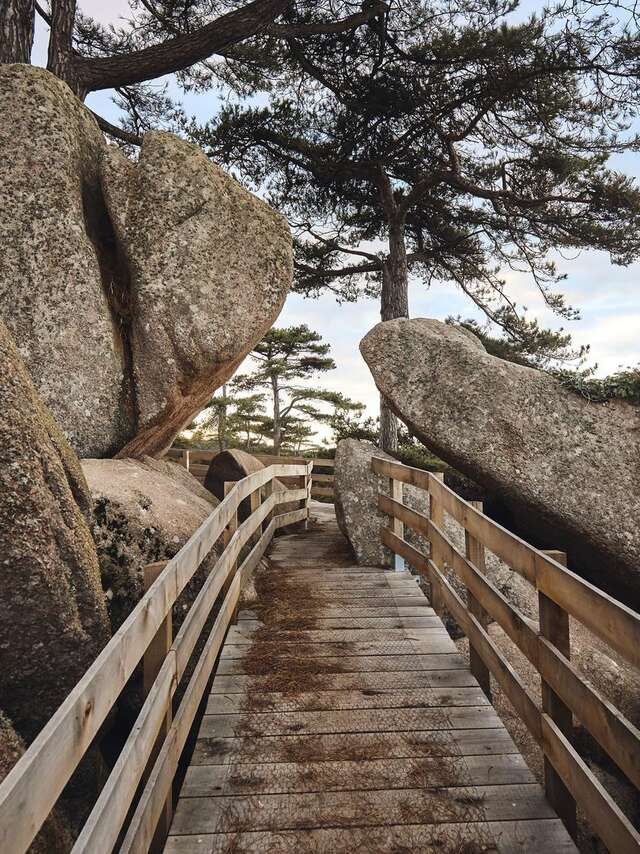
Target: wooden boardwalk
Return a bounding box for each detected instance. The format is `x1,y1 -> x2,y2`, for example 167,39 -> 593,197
165,503 -> 577,853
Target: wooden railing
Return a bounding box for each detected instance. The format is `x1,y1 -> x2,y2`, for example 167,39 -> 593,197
372,456 -> 640,854
0,461 -> 312,854
166,447 -> 335,501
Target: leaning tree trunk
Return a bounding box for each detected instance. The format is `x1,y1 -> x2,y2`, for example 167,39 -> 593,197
271,376 -> 282,456
379,219 -> 409,453
0,0 -> 34,63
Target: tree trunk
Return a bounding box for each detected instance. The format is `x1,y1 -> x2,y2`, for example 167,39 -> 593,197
217,384 -> 228,451
271,376 -> 281,455
0,0 -> 35,63
379,217 -> 409,453
46,0 -> 84,94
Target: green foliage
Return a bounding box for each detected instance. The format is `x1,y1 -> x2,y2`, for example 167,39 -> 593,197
447,317 -> 640,405
191,0 -> 640,342
553,367 -> 640,405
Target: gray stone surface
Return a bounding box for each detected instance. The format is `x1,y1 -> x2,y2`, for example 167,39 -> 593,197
82,456 -> 219,630
361,317 -> 640,605
0,64 -> 133,457
0,66 -> 292,459
0,320 -> 110,739
102,133 -> 292,458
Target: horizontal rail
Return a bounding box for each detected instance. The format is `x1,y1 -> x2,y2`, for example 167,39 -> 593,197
0,461 -> 312,854
375,455 -> 640,851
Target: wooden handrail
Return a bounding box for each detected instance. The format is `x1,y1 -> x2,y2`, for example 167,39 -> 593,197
373,455 -> 640,853
0,461 -> 313,854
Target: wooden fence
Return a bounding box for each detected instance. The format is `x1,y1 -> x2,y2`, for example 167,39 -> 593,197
373,455 -> 640,854
0,462 -> 313,854
166,447 -> 335,501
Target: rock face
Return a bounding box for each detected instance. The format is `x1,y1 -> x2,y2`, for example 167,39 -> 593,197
334,439 -> 435,566
0,321 -> 111,739
0,64 -> 134,457
82,456 -> 218,629
0,65 -> 292,459
103,135 -> 292,457
361,318 -> 640,605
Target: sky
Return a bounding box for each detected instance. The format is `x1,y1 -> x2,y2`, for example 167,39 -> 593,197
32,3 -> 640,442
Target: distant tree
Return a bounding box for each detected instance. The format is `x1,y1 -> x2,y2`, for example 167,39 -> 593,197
195,0 -> 640,450
194,382 -> 267,450
234,324 -> 336,454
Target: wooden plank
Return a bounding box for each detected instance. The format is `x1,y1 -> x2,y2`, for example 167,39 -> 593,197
311,486 -> 334,497
217,652 -> 468,675
236,616 -> 441,630
181,753 -> 534,798
220,636 -> 458,659
209,670 -> 479,694
312,473 -> 335,483
171,783 -> 557,834
542,715 -> 640,854
199,705 -> 503,739
225,626 -> 447,645
191,728 -> 518,766
164,819 -> 576,853
205,686 -> 490,714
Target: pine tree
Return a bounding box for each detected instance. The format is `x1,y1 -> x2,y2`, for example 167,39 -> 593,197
192,0 -> 640,449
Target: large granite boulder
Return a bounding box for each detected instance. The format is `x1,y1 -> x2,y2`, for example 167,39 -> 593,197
0,64 -> 133,457
204,448 -> 265,520
0,321 -> 111,739
361,318 -> 640,606
334,439 -> 436,566
0,65 -> 292,459
81,456 -> 218,630
102,134 -> 292,457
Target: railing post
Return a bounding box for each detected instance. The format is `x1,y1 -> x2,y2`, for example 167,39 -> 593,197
539,549 -> 577,840
223,481 -> 239,623
142,561 -> 173,854
249,486 -> 260,546
300,464 -> 309,531
465,500 -> 491,700
389,477 -> 405,572
181,449 -> 190,472
262,477 -> 273,533
305,462 -> 312,530
428,472 -> 445,613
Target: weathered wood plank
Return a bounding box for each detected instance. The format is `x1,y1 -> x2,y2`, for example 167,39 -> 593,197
210,669 -> 479,694
171,783 -> 557,834
164,819 -> 576,854
220,637 -> 458,658
199,706 -> 503,738
191,728 -> 518,767
216,652 -> 468,675
205,686 -> 490,714
181,753 -> 534,798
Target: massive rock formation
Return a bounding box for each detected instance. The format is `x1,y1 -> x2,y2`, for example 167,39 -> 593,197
361,317 -> 640,605
0,63 -> 134,457
334,439 -> 394,566
102,135 -> 292,457
0,64 -> 292,459
0,321 -> 111,739
204,448 -> 266,521
81,456 -> 218,629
